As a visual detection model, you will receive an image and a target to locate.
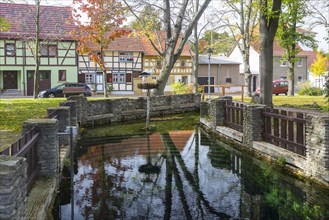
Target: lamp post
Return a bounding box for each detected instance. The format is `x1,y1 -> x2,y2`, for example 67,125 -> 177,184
207,48 -> 213,99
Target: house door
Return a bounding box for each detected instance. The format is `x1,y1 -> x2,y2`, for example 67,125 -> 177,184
198,77 -> 214,93
96,72 -> 103,92
27,70 -> 51,95
3,71 -> 18,90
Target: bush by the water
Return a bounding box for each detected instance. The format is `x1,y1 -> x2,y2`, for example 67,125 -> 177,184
297,81 -> 323,96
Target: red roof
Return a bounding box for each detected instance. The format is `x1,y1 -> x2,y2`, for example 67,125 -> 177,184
107,29 -> 145,52
138,31 -> 192,57
0,3 -> 75,40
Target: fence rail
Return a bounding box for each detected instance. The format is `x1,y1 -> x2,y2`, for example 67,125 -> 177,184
0,126 -> 40,192
263,107 -> 306,156
224,101 -> 244,132
46,109 -> 59,119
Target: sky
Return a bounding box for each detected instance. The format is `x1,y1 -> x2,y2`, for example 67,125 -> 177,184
4,0 -> 329,52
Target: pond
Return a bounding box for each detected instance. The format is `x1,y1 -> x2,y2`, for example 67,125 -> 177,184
52,114 -> 329,219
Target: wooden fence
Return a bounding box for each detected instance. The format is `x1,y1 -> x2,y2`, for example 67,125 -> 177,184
224,101 -> 244,132
0,126 -> 40,191
263,107 -> 306,156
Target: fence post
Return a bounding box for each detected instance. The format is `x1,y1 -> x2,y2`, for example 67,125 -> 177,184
305,114 -> 329,183
0,156 -> 27,220
243,104 -> 267,148
61,100 -> 77,126
67,96 -> 88,124
22,119 -> 59,177
210,96 -> 233,129
47,107 -> 70,146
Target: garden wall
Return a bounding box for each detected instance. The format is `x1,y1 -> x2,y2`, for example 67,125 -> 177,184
69,94 -> 201,127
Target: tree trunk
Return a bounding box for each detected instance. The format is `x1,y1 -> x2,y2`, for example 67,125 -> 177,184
102,69 -> 108,98
33,0 -> 41,99
258,0 -> 282,107
193,0 -> 199,93
259,38 -> 274,106
287,59 -> 295,96
242,52 -> 252,97
153,47 -> 175,96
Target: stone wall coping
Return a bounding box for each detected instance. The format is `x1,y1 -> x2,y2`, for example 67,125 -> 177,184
24,119 -> 58,124
48,106 -> 70,110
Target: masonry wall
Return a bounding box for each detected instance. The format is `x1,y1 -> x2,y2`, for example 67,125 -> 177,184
77,94 -> 201,127
0,156 -> 27,220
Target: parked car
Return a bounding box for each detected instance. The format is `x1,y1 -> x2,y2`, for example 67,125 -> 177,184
255,80 -> 288,96
38,83 -> 92,98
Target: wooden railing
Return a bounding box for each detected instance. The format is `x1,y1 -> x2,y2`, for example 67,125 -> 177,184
0,126 -> 40,191
201,84 -> 244,101
263,107 -> 306,156
224,101 -> 244,132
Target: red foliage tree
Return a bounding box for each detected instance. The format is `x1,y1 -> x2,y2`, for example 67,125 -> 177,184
72,0 -> 129,97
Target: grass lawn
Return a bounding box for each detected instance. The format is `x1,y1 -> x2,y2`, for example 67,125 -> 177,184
0,98 -> 65,133
235,95 -> 328,112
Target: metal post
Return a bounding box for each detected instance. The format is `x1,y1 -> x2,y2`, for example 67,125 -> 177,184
146,89 -> 150,129
69,127 -> 74,220
207,48 -> 212,99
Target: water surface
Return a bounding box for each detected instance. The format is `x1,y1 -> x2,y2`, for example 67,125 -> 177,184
53,117 -> 329,219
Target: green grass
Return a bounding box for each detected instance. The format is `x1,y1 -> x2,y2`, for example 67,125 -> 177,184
0,98 -> 65,132
235,95 -> 328,112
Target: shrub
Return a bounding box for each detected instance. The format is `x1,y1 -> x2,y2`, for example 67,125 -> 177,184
297,81 -> 323,96
323,76 -> 329,102
170,82 -> 195,94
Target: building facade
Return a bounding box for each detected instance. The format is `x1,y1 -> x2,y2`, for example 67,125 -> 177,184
0,3 -> 77,96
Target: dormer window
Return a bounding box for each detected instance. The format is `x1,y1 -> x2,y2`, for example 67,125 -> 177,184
5,43 -> 15,56
119,52 -> 133,62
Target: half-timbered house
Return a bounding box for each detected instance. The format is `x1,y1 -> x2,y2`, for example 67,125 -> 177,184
0,3 -> 77,96
78,29 -> 144,94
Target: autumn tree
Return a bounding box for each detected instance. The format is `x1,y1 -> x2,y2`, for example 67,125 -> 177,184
310,52 -> 328,87
0,16 -> 10,31
258,0 -> 282,106
277,0 -> 314,96
200,31 -> 236,55
220,0 -> 259,97
72,0 -> 128,98
123,0 -> 212,95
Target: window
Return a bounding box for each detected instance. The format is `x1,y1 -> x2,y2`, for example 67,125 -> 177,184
58,70 -> 66,81
5,43 -> 15,56
226,78 -> 232,83
298,76 -> 302,82
181,59 -> 186,67
280,58 -> 287,67
113,73 -> 126,83
119,52 -> 133,62
40,45 -> 57,57
297,59 -> 302,67
85,74 -> 93,83
156,60 -> 162,69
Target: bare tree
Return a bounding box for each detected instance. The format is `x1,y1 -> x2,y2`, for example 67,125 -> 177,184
221,0 -> 259,97
124,0 -> 212,95
258,0 -> 282,106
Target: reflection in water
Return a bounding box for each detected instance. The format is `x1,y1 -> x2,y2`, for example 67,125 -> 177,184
53,127 -> 329,219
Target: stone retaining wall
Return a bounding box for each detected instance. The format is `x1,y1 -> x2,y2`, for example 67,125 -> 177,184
200,97 -> 329,186
73,94 -> 201,127
0,156 -> 27,220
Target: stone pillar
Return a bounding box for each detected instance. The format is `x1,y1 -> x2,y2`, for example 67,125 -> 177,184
194,94 -> 201,108
243,104 -> 266,148
0,156 -> 27,220
22,119 -> 59,177
305,114 -> 329,183
200,101 -> 209,118
209,96 -> 233,129
48,107 -> 70,146
61,100 -> 77,126
68,96 -> 88,124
